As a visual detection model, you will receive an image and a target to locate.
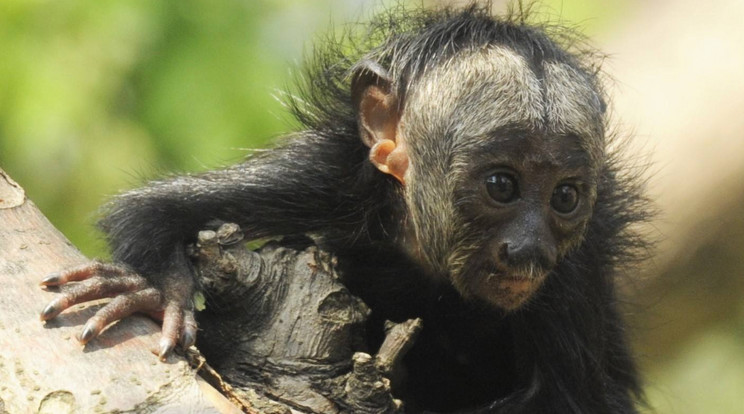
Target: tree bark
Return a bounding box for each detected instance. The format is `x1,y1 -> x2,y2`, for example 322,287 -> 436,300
189,225 -> 420,414
0,168 -> 421,413
0,168 -> 241,414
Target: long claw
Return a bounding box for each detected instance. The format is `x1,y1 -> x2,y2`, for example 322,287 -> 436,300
40,299 -> 62,321
181,311 -> 198,348
79,323 -> 97,344
78,315 -> 109,344
40,272 -> 62,286
159,338 -> 176,361
181,331 -> 196,349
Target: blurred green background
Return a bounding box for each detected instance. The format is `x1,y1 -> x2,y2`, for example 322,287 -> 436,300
0,0 -> 626,258
2,1 -> 743,413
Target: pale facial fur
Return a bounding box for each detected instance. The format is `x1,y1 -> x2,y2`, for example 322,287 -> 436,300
396,46 -> 603,309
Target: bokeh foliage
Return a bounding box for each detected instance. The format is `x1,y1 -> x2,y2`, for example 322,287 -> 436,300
0,0 -> 372,256
0,0 -> 623,257
6,2 -> 742,414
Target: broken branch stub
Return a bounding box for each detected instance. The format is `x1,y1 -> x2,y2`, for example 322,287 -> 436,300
191,224 -> 421,413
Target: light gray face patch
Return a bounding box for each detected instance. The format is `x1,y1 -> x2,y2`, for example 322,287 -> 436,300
392,46 -> 605,277
542,61 -> 605,163
400,46 -> 604,152
401,46 -> 544,147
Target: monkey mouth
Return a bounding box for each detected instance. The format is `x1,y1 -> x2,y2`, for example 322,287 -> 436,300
466,266 -> 549,311
487,271 -> 544,291
490,273 -> 536,289
486,262 -> 549,282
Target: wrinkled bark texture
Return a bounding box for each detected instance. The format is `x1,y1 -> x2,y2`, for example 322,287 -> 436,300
0,169 -> 419,414
0,168 -> 240,414
191,224 -> 421,414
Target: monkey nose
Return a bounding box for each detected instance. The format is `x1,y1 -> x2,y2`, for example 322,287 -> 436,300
498,241 -> 557,273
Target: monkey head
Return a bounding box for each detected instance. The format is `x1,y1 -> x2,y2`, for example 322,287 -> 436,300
353,44 -> 605,311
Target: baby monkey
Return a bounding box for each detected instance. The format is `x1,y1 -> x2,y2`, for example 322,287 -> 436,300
41,4 -> 648,413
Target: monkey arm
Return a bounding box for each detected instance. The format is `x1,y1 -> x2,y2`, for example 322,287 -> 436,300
40,133 -> 372,359
102,133 -> 368,268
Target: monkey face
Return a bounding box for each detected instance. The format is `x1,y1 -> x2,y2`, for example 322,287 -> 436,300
390,47 -> 604,310
355,45 -> 604,310
445,132 -> 597,310
395,130 -> 598,311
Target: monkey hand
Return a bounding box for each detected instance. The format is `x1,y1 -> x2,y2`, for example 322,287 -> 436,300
39,261 -> 197,361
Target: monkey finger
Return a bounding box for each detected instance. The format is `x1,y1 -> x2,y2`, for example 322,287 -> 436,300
40,261 -> 131,287
159,303 -> 184,361
180,310 -> 198,349
77,287 -> 163,344
40,273 -> 150,321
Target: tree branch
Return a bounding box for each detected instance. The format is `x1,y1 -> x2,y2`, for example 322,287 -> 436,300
0,168 -> 421,413
0,168 -> 240,413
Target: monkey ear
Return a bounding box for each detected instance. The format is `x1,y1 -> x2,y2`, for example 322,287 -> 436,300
351,60 -> 409,184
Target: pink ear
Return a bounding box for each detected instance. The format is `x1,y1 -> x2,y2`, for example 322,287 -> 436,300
351,61 -> 407,184
369,139 -> 409,184
357,84 -> 398,147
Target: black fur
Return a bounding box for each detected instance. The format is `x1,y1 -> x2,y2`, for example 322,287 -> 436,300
99,4 -> 650,413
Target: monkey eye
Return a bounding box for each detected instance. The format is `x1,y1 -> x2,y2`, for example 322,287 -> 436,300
485,173 -> 519,204
551,184 -> 579,214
